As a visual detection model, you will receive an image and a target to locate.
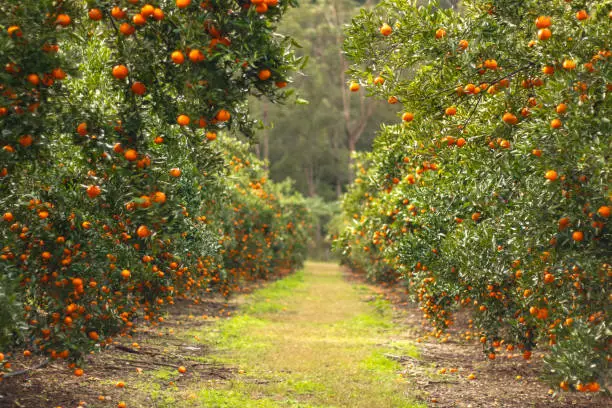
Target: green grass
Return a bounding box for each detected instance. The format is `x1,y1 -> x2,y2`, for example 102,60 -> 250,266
143,262 -> 426,408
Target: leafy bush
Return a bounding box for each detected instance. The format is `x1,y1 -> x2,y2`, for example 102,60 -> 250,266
0,0 -> 308,374
336,0 -> 610,392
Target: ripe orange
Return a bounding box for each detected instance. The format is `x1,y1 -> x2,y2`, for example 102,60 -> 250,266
537,28 -> 551,41
23,350 -> 31,357
133,14 -> 146,26
171,51 -> 185,64
550,118 -> 562,129
89,9 -> 103,21
456,137 -> 466,147
137,225 -> 151,238
502,112 -> 518,125
89,331 -> 99,341
562,59 -> 576,70
597,206 -> 610,218
189,49 -> 205,63
121,269 -> 131,279
258,69 -> 271,80
153,8 -> 165,20
141,4 -> 155,17
18,135 -> 33,147
572,231 -> 584,242
388,96 -> 398,104
55,14 -> 71,27
3,212 -> 14,222
373,76 -> 384,85
380,23 -> 392,36
435,28 -> 446,39
77,122 -> 88,136
74,368 -> 84,377
535,16 -> 551,29
131,82 -> 146,95
111,7 -> 126,19
116,381 -> 125,388
544,170 -> 558,181
458,39 -> 468,49
575,10 -> 588,21
402,112 -> 414,122
118,403 -> 127,408
206,132 -> 217,141
112,65 -> 129,80
124,149 -> 138,161
170,168 -> 182,177
152,191 -> 167,203
86,185 -> 101,199
177,115 -> 190,126
542,65 -> 554,75
178,366 -> 187,373
556,103 -> 567,114
275,81 -> 287,88
119,23 -> 135,36
216,109 -> 231,121
176,0 -> 192,8
349,82 -> 360,92
445,106 -> 457,116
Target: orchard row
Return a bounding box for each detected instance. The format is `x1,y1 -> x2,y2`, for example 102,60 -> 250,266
335,0 -> 610,392
0,0 -> 308,377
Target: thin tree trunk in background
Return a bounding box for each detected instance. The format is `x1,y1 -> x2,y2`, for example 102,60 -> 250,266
262,101 -> 269,167
305,164 -> 316,197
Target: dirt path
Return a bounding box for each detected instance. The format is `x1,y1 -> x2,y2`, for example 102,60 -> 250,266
187,261 -> 423,408
3,262 -> 606,407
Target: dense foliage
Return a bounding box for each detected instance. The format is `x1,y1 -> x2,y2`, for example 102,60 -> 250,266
336,0 -> 611,392
0,0 -> 309,375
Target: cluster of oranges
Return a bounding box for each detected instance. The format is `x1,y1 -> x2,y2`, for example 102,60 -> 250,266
338,0 -> 610,392
0,0 -> 305,382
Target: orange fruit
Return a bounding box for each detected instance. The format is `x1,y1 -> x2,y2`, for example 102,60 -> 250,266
189,49 -> 205,63
131,82 -> 146,95
133,14 -> 146,26
435,28 -> 446,39
118,403 -> 127,408
456,137 -> 466,147
380,23 -> 392,36
373,76 -> 384,85
544,170 -> 558,181
349,82 -> 360,92
535,16 -> 551,29
445,106 -> 457,116
458,39 -> 469,49
556,103 -> 567,114
89,331 -> 99,341
176,0 -> 191,8
121,269 -> 131,279
178,366 -> 187,373
124,149 -> 138,161
537,28 -> 551,41
18,134 -> 33,147
275,81 -> 287,88
77,122 -> 88,136
402,112 -> 414,122
141,4 -> 155,17
562,59 -> 576,70
137,225 -> 151,238
112,65 -> 129,80
3,212 -> 14,222
86,185 -> 101,199
542,65 -> 554,75
216,109 -> 231,122
502,112 -> 518,125
152,191 -> 167,203
177,115 -> 190,126
550,118 -> 562,129
572,231 -> 584,242
116,381 -> 125,388
258,69 -> 271,80
597,206 -> 610,218
89,9 -> 103,21
575,10 -> 588,21
206,132 -> 217,141
171,51 -> 185,64
119,23 -> 135,36
170,168 -> 182,177
153,8 -> 165,20
55,14 -> 71,27
111,7 -> 126,19
74,368 -> 84,377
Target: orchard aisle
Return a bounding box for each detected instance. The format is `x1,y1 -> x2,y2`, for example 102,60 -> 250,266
190,262 -> 423,408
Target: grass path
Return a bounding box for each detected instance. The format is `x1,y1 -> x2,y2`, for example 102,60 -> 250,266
163,262 -> 424,408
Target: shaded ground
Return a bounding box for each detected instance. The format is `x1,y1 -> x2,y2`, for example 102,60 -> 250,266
1,263 -> 608,407
346,269 -> 611,408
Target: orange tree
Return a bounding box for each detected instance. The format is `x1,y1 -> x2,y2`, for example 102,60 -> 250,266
336,0 -> 611,392
0,0 -> 307,375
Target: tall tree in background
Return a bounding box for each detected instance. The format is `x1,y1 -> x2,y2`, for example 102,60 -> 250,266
251,0 -> 395,201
